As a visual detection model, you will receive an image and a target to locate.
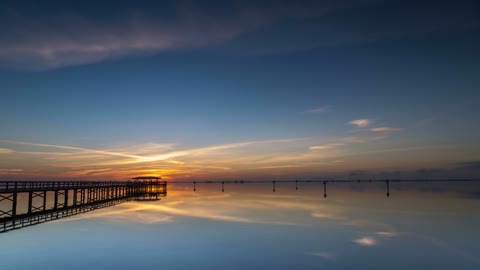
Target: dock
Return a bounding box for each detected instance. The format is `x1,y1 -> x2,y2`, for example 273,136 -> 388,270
0,179 -> 167,233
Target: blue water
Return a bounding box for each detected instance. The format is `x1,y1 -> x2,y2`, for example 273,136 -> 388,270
1,183 -> 479,269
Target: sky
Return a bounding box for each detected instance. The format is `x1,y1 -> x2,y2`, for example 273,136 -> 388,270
0,0 -> 479,180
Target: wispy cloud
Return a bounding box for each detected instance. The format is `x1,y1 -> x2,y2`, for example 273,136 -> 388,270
376,231 -> 401,237
309,143 -> 345,151
348,119 -> 371,128
0,124 -> 450,180
0,137 -> 307,178
369,127 -> 401,132
0,140 -> 143,159
0,148 -> 14,154
303,106 -> 330,114
0,7 -> 267,70
0,2 -> 348,70
353,145 -> 451,156
256,162 -> 334,169
0,169 -> 24,174
1,1 -> 477,70
340,134 -> 388,143
119,138 -> 305,165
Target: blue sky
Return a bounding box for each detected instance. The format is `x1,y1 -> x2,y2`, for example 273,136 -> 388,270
0,0 -> 479,180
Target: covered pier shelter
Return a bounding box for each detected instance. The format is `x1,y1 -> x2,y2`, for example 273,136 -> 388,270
131,176 -> 167,201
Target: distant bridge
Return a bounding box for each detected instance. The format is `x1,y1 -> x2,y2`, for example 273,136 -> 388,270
0,180 -> 167,233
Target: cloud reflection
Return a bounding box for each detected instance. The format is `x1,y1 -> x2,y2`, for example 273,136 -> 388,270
305,251 -> 336,260
353,237 -> 377,246
53,186 -> 403,238
55,203 -> 174,225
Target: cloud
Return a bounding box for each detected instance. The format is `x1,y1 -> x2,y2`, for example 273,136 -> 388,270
0,169 -> 23,174
348,119 -> 371,128
58,186 -> 399,234
376,231 -> 401,237
353,145 -> 452,156
309,143 -> 344,151
353,237 -> 377,246
0,2 -> 358,70
0,148 -> 14,154
369,127 -> 401,132
0,137 -> 307,178
304,106 -> 330,114
111,196 -> 303,226
54,203 -> 175,224
0,140 -> 143,159
2,138 -> 302,166
340,134 -> 387,143
123,138 -> 305,165
256,162 -> 332,169
311,213 -> 394,232
2,1 -> 477,70
239,1 -> 480,55
0,3 -> 271,70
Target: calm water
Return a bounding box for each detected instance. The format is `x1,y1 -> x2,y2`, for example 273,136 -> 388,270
1,182 -> 479,269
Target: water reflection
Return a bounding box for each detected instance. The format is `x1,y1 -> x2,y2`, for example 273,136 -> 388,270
186,179 -> 480,198
1,182 -> 479,270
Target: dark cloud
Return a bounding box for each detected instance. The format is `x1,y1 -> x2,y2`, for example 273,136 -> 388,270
0,0 -> 478,70
0,0 -> 363,70
226,0 -> 480,54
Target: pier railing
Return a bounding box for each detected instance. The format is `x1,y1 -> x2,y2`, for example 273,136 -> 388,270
0,180 -> 167,233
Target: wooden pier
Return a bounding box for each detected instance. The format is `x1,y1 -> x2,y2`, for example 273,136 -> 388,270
0,180 -> 167,233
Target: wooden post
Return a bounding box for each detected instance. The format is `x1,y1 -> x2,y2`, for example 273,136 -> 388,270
43,191 -> 47,211
82,189 -> 86,204
73,189 -> 78,206
54,190 -> 59,210
12,182 -> 18,227
386,180 -> 390,197
64,189 -> 69,208
323,181 -> 327,198
28,191 -> 33,215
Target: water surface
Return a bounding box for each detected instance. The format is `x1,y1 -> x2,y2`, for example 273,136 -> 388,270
1,182 -> 479,270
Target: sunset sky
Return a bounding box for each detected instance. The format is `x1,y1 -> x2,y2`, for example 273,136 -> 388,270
0,0 -> 479,180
